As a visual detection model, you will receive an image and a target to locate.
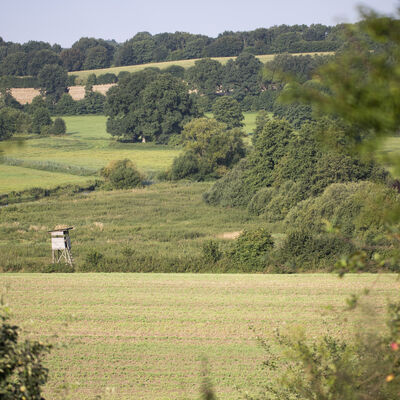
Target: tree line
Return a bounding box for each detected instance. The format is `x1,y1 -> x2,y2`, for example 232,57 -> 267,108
0,23 -> 346,77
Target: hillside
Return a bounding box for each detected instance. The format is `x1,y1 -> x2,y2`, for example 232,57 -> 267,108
69,52 -> 334,83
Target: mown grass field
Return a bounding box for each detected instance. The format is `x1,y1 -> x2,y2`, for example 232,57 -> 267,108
0,113 -> 257,194
1,273 -> 397,399
0,164 -> 91,193
70,52 -> 335,83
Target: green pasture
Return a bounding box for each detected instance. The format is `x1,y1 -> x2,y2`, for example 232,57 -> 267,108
70,52 -> 334,83
3,116 -> 181,171
0,273 -> 397,399
0,116 -> 181,193
0,113 -> 258,194
0,164 -> 91,193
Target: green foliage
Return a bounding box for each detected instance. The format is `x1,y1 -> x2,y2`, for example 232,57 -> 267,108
31,107 -> 52,134
0,107 -> 31,140
185,58 -> 223,96
254,302 -> 400,400
212,97 -> 244,128
50,117 -> 66,135
100,159 -> 144,189
37,64 -> 68,103
0,309 -> 51,399
55,93 -> 77,115
222,53 -> 263,101
274,229 -> 355,271
171,117 -> 245,180
228,228 -> 274,271
96,73 -> 118,84
85,250 -> 104,269
170,151 -> 201,180
204,118 -> 294,207
202,240 -> 222,264
105,69 -> 198,143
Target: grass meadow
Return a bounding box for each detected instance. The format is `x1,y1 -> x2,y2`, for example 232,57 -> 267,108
1,273 -> 397,399
70,52 -> 335,83
0,181 -> 262,271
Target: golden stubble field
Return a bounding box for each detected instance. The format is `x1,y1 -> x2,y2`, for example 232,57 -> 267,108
1,273 -> 398,399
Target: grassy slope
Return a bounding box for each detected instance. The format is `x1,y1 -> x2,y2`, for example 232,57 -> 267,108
0,181 -> 260,270
70,52 -> 334,83
1,273 -> 397,399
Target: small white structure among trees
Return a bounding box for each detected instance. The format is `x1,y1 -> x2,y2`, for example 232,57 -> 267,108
48,226 -> 74,265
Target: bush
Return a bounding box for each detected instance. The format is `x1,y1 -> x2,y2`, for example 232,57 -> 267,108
229,228 -> 274,271
50,117 -> 66,135
96,73 -> 118,84
202,240 -> 222,264
100,159 -> 144,189
274,229 -> 355,271
85,250 -> 104,269
284,181 -> 399,245
0,309 -> 51,399
170,151 -> 200,180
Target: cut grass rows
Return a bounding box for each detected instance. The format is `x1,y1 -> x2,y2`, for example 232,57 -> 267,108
1,273 -> 397,399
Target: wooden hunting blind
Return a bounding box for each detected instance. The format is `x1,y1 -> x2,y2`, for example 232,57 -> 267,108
48,226 -> 74,265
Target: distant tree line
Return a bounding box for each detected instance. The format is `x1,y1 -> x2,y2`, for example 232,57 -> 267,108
0,23 -> 347,77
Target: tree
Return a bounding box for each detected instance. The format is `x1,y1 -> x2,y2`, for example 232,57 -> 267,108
0,52 -> 27,76
105,71 -> 199,143
37,64 -> 68,103
60,48 -> 85,71
170,117 -> 245,180
140,74 -> 199,142
31,107 -> 52,134
83,45 -> 110,69
249,9 -> 400,400
185,59 -> 223,96
27,49 -> 61,76
212,97 -> 244,128
222,53 -> 262,101
0,107 -> 31,140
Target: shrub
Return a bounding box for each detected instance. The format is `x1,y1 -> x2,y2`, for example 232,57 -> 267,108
170,151 -> 200,180
274,229 -> 355,271
85,250 -> 104,269
0,309 -> 51,399
284,181 -> 399,245
229,228 -> 274,271
50,117 -> 66,135
101,159 -> 144,189
202,240 -> 222,264
96,73 -> 118,84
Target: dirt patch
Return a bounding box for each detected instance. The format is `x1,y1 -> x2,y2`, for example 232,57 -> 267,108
217,231 -> 242,240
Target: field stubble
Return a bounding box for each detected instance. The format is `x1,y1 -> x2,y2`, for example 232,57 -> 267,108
1,273 -> 397,400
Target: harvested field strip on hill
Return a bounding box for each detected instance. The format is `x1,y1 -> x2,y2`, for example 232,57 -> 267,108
10,84 -> 115,104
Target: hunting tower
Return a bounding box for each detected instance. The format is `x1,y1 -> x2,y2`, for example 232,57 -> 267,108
49,227 -> 74,266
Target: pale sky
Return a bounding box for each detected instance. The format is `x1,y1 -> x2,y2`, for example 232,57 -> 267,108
0,0 -> 398,47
